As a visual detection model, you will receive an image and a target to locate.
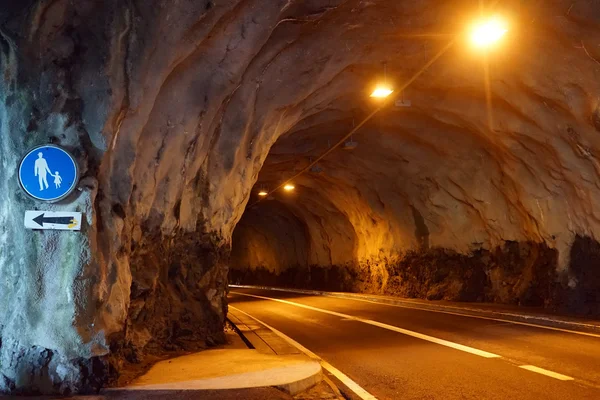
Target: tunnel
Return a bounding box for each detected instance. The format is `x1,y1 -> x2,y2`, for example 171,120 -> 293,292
229,90 -> 598,306
1,0 -> 600,395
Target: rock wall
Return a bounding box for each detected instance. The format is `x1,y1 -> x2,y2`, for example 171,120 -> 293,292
231,231 -> 600,317
231,201 -> 309,274
1,0 -> 600,394
232,237 -> 600,316
0,3 -> 108,392
231,242 -> 562,307
229,1 -> 600,317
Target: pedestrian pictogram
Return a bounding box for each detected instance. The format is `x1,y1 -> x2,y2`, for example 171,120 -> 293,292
18,145 -> 79,202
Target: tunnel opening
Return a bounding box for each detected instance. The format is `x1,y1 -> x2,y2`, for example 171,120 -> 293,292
230,200 -> 312,287
231,186 -> 600,313
230,100 -> 600,314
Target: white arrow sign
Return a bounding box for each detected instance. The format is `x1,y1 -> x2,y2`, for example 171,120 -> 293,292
24,211 -> 82,231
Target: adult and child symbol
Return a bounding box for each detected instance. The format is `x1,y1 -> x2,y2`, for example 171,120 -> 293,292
18,145 -> 79,202
34,152 -> 62,190
19,145 -> 82,231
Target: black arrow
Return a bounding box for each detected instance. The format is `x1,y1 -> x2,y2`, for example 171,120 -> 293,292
33,213 -> 75,227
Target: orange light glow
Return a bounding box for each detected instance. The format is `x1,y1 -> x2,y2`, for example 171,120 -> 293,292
258,190 -> 268,197
283,184 -> 295,192
370,86 -> 394,98
470,17 -> 508,48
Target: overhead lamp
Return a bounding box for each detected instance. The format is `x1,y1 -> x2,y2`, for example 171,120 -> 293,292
370,86 -> 394,98
370,62 -> 394,98
258,190 -> 268,197
470,16 -> 508,48
283,184 -> 295,192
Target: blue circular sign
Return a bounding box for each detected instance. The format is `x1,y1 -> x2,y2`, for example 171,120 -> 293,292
18,145 -> 79,202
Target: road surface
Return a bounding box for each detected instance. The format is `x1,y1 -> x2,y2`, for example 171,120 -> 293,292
228,288 -> 600,400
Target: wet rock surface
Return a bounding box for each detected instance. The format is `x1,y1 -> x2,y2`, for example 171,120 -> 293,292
1,0 -> 600,394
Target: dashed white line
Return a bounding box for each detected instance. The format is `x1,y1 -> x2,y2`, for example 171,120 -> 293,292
231,291 -> 501,359
231,290 -> 585,386
343,298 -> 600,339
519,365 -> 574,381
230,285 -> 600,338
229,305 -> 379,400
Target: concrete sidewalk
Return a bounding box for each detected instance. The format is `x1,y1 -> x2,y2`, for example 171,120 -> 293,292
228,309 -> 303,356
120,349 -> 321,394
0,321 -> 330,399
104,313 -> 330,398
227,308 -> 343,400
1,388 -> 294,400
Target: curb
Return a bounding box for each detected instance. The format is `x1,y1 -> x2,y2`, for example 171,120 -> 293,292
226,317 -> 255,350
230,285 -> 600,336
276,369 -> 323,396
227,309 -> 323,395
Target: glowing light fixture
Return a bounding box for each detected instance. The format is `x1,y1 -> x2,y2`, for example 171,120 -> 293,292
370,87 -> 394,98
258,190 -> 268,197
471,16 -> 508,48
283,184 -> 295,192
370,62 -> 394,98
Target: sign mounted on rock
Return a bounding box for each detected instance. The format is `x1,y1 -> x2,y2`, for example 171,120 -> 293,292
18,144 -> 79,202
24,211 -> 82,231
19,144 -> 79,202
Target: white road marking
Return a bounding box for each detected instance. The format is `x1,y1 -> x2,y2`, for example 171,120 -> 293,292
231,291 -> 501,359
348,299 -> 600,338
519,365 -> 574,381
230,285 -> 600,339
344,298 -> 600,339
229,306 -> 378,400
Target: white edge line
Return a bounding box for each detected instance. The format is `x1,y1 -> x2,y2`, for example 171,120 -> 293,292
229,305 -> 379,400
335,295 -> 600,339
231,292 -> 501,359
229,285 -> 600,339
519,365 -> 574,381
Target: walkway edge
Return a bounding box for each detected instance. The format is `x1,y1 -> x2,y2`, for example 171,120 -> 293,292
226,316 -> 256,350
227,309 -> 323,395
230,306 -> 377,400
230,285 -> 600,336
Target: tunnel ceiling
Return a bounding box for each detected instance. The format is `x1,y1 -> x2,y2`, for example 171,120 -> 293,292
233,0 -> 600,278
2,0 -> 600,394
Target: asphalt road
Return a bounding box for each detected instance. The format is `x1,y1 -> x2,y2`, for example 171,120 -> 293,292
228,288 -> 600,400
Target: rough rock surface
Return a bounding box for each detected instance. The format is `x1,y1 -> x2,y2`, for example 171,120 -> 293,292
0,0 -> 600,394
231,0 -> 600,314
